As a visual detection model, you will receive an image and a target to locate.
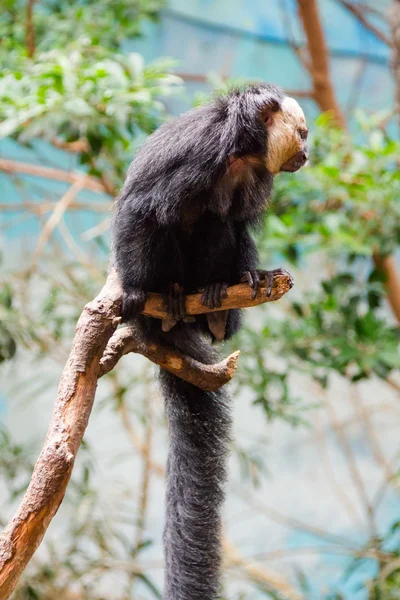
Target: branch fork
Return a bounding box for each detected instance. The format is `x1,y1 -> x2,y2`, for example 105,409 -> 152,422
0,268 -> 293,598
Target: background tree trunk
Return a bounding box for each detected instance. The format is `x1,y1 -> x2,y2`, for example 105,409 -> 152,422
296,0 -> 346,128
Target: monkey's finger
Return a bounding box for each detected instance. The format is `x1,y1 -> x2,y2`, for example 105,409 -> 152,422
221,283 -> 228,299
265,271 -> 274,298
207,286 -> 215,309
179,290 -> 186,320
213,284 -> 222,308
164,283 -> 175,318
171,290 -> 178,320
172,283 -> 184,320
171,284 -> 179,320
202,286 -> 214,309
245,270 -> 254,289
200,289 -> 210,307
251,271 -> 260,299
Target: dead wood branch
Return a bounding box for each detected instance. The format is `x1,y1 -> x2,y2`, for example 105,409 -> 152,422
0,159 -> 107,194
0,269 -> 122,599
0,268 -> 293,598
141,270 -> 293,319
99,326 -> 241,392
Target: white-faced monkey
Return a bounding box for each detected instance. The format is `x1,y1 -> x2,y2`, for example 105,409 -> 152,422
112,83 -> 308,600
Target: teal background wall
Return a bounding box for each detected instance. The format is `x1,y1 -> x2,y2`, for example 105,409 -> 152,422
127,0 -> 391,118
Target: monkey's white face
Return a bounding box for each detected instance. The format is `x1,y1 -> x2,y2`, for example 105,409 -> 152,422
264,96 -> 309,175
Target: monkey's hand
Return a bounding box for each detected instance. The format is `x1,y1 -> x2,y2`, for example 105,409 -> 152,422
121,288 -> 147,322
241,269 -> 294,299
200,282 -> 228,309
163,282 -> 186,321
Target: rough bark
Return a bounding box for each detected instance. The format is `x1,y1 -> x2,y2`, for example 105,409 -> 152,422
0,269 -> 122,599
0,269 -> 293,598
99,326 -> 241,392
142,270 -> 293,319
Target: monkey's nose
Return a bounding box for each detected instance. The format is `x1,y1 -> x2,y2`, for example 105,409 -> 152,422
280,150 -> 308,172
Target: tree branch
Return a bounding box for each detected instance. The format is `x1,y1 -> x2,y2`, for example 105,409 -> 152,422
0,269 -> 122,599
26,0 -> 36,58
99,326 -> 241,392
373,254 -> 400,323
30,180 -> 84,269
0,269 -> 293,598
296,0 -> 347,128
0,159 -> 107,194
295,0 -> 400,326
337,0 -> 391,46
142,270 -> 293,319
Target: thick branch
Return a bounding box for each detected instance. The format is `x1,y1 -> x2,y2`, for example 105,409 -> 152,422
0,269 -> 293,598
142,271 -> 293,319
0,269 -> 122,599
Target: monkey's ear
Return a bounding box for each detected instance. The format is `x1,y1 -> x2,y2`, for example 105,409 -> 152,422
260,99 -> 281,127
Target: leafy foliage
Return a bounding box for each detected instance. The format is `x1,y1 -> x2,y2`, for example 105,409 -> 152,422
0,44 -> 181,186
231,116 -> 400,417
1,0 -> 164,60
1,1 -> 400,598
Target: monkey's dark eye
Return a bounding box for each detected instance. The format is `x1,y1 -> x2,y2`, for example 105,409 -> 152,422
263,113 -> 273,126
261,100 -> 280,126
298,128 -> 308,140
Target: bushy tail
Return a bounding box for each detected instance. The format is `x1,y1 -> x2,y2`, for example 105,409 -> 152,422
159,328 -> 232,600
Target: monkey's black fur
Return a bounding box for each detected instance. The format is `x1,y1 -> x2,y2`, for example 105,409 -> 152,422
160,326 -> 231,600
113,83 -> 284,600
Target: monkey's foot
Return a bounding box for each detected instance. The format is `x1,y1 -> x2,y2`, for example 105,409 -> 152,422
241,269 -> 294,299
163,282 -> 186,321
121,288 -> 147,322
200,282 -> 228,309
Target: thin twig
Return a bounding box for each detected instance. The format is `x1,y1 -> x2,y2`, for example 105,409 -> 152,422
337,0 -> 391,46
323,394 -> 378,541
313,409 -> 363,526
133,371 -> 154,552
0,201 -> 110,214
30,180 -> 85,268
0,159 -> 107,194
223,538 -> 304,600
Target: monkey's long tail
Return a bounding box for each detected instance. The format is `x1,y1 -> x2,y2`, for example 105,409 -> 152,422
159,327 -> 232,600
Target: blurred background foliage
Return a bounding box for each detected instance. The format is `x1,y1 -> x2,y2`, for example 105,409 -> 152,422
1,0 -> 400,599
